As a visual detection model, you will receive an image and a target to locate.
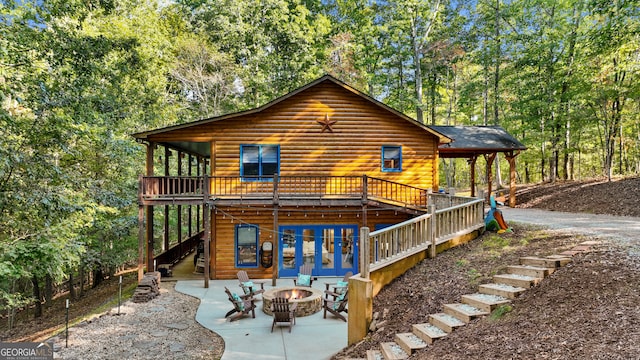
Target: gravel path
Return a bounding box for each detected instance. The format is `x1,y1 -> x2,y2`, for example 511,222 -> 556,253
53,283 -> 223,359
502,207 -> 640,251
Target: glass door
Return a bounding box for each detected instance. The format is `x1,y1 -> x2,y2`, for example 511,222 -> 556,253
279,225 -> 358,277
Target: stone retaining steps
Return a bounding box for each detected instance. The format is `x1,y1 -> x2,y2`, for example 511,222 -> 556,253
360,242 -> 595,360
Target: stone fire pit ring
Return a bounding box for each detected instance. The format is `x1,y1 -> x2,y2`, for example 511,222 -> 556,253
262,286 -> 323,317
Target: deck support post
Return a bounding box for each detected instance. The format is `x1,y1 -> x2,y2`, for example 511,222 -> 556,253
272,174 -> 279,286
359,227 -> 370,279
137,175 -> 145,282
177,152 -> 183,257
429,205 -> 437,258
361,175 -> 368,227
145,143 -> 155,274
203,174 -> 211,288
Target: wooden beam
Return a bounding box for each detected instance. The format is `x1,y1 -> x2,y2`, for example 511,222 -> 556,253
164,147 -> 170,251
145,143 -> 155,273
469,156 -> 477,198
138,175 -> 145,282
485,153 -> 497,201
203,204 -> 210,288
204,174 -> 211,286
504,151 -> 520,207
272,205 -> 278,286
177,151 -> 183,255
188,154 -> 193,238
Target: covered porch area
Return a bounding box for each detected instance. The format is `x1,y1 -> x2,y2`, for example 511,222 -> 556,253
430,125 -> 527,207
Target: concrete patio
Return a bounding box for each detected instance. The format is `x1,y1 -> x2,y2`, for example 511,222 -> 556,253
175,277 -> 348,360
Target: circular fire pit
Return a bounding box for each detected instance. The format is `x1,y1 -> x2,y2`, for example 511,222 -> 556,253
262,286 -> 323,317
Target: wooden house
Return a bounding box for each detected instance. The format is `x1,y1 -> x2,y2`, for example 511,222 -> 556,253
133,75 -> 451,282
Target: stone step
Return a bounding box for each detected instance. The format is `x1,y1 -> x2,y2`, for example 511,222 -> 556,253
461,293 -> 511,312
366,350 -> 384,360
380,342 -> 408,360
479,283 -> 527,299
546,255 -> 573,266
442,303 -> 489,323
519,256 -> 566,268
507,265 -> 550,278
412,323 -> 448,344
429,312 -> 466,333
493,273 -> 541,288
395,333 -> 428,355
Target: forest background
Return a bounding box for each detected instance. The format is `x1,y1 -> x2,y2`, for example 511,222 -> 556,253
1,0 -> 639,326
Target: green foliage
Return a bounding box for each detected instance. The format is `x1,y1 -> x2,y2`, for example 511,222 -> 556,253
490,304 -> 513,321
455,258 -> 469,267
482,233 -> 511,250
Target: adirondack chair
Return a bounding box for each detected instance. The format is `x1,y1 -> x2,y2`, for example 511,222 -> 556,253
237,270 -> 266,297
270,296 -> 297,333
324,271 -> 352,293
293,264 -> 314,287
323,288 -> 348,322
224,286 -> 256,322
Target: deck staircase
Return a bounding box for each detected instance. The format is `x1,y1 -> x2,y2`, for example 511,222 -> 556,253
360,242 -> 594,360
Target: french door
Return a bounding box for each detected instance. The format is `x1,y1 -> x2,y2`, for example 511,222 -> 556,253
279,224 -> 358,277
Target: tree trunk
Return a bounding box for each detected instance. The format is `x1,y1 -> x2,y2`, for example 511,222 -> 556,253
31,275 -> 42,318
45,275 -> 53,307
412,16 -> 424,123
93,268 -> 103,289
78,267 -> 84,297
493,0 -> 500,126
69,272 -> 76,300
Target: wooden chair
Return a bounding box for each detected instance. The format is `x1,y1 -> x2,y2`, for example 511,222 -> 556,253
237,270 -> 266,297
293,264 -> 314,287
224,286 -> 256,322
324,271 -> 352,293
323,288 -> 348,322
270,296 -> 297,333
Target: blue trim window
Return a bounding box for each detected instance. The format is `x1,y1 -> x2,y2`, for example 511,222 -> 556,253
382,146 -> 402,172
235,224 -> 259,267
241,145 -> 280,180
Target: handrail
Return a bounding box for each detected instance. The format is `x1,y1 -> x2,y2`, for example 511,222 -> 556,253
139,175 -> 433,210
367,197 -> 484,272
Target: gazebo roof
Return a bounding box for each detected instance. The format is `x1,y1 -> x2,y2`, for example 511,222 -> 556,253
429,125 -> 527,158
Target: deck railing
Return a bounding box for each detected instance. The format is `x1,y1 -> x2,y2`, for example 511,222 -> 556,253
140,175 -> 438,209
367,197 -> 484,272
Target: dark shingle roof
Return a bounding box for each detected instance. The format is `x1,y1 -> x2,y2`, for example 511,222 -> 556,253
429,125 -> 527,158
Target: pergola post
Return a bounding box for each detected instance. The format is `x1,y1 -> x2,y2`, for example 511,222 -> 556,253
485,152 -> 497,201
504,151 -> 520,207
469,156 -> 477,198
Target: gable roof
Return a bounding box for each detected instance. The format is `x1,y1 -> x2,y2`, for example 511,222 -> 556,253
132,74 -> 451,157
429,125 -> 527,158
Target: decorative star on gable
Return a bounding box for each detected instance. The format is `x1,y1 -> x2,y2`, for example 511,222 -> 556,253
317,113 -> 337,133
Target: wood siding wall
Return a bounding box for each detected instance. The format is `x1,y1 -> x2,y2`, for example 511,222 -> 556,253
211,206 -> 411,280
149,81 -> 439,190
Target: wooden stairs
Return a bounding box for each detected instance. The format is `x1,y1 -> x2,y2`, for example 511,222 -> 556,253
360,243 -> 594,360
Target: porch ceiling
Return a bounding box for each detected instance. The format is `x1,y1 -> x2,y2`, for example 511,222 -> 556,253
163,141 -> 210,158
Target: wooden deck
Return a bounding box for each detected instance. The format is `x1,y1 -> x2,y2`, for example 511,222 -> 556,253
138,175 -> 433,211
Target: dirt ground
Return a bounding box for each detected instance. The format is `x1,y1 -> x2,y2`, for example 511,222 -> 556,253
334,176 -> 640,359
512,176 -> 640,217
